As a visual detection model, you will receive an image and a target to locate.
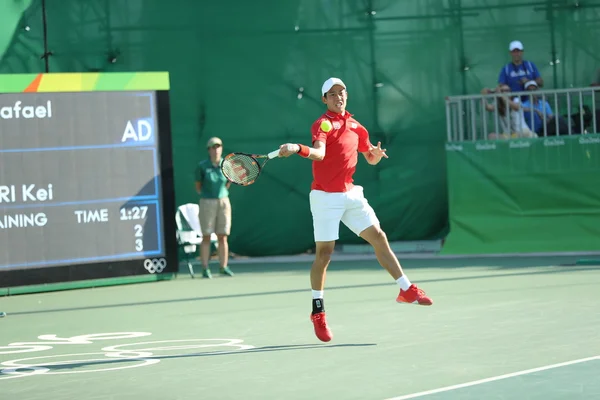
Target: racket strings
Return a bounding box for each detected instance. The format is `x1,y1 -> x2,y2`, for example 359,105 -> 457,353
221,154 -> 261,185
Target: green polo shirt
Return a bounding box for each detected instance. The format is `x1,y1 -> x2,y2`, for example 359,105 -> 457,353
195,159 -> 229,199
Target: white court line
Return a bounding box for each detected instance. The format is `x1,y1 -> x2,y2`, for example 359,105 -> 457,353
385,355 -> 600,400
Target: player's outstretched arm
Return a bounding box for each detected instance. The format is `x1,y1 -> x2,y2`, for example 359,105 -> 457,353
278,140 -> 326,161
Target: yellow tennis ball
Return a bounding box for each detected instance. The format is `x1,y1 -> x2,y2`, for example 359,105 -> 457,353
320,120 -> 333,132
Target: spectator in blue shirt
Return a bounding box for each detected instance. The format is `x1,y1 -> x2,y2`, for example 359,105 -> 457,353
521,80 -> 553,134
498,41 -> 543,94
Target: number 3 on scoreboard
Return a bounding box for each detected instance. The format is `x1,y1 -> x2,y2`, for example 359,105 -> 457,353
135,224 -> 143,251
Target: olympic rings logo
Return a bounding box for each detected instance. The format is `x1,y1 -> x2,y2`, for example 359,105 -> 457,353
143,258 -> 167,274
0,332 -> 256,380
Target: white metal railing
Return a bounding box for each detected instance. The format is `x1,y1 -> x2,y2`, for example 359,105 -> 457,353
446,86 -> 599,142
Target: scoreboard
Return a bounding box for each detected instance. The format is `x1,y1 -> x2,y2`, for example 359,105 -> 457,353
0,72 -> 177,288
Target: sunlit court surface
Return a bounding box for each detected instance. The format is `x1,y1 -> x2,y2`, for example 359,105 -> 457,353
2,256 -> 599,400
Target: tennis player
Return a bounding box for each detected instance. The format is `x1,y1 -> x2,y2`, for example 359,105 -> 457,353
278,77 -> 433,342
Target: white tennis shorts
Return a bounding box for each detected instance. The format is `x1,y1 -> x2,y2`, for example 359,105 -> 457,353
309,185 -> 379,242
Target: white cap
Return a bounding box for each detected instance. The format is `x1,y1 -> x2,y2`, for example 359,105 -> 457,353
509,40 -> 524,51
321,77 -> 346,96
524,80 -> 538,89
206,137 -> 222,148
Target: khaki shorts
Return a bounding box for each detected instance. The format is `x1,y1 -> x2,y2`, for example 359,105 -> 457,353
198,197 -> 231,236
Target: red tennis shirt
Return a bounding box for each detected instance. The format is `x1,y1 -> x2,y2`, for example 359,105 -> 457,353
310,110 -> 371,193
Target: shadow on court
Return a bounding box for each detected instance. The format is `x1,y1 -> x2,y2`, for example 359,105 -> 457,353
7,265 -> 598,316
0,343 -> 376,374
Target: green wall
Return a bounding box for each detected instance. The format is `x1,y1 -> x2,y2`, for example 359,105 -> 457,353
2,0 -> 600,255
443,135 -> 600,254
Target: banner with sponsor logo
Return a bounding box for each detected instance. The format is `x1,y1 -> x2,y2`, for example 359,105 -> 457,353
442,134 -> 600,254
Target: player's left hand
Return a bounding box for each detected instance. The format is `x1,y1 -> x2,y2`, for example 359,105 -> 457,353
369,142 -> 388,159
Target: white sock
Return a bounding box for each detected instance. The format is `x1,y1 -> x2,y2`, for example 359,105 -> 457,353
396,276 -> 411,291
312,290 -> 324,299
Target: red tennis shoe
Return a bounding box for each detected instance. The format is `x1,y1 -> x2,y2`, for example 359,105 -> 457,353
396,284 -> 433,306
310,312 -> 333,342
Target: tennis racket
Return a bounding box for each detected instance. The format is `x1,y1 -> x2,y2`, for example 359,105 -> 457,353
220,149 -> 280,186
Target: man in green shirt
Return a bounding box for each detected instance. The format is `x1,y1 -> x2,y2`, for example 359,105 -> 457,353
194,137 -> 234,278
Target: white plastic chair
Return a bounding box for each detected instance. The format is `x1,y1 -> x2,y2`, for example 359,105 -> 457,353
175,203 -> 217,278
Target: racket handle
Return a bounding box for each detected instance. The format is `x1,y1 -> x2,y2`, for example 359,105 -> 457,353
267,149 -> 281,159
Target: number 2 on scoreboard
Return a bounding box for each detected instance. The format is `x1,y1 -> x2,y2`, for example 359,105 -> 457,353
135,224 -> 143,251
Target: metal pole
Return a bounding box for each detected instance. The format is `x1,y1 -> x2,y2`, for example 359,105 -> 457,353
547,3 -> 558,89
366,0 -> 380,134
567,94 -> 572,135
579,91 -> 585,134
458,101 -> 464,141
453,103 -> 459,142
450,0 -> 468,95
529,93 -> 535,135
482,98 -> 488,140
41,0 -> 50,72
554,93 -> 559,136
593,90 -> 598,134
542,93 -> 547,137
446,101 -> 452,142
470,99 -> 477,141
494,97 -> 500,138
447,86 -> 598,101
507,97 -> 512,137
